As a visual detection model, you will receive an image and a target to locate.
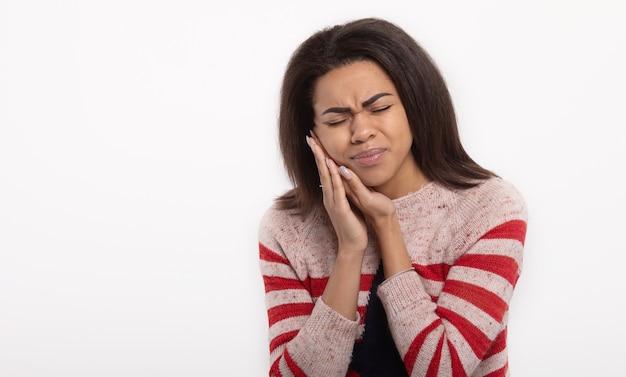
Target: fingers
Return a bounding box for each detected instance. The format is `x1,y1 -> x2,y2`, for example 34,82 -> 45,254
306,133 -> 395,222
307,134 -> 350,207
326,157 -> 349,208
306,132 -> 377,212
306,134 -> 332,193
336,165 -> 370,207
340,165 -> 397,220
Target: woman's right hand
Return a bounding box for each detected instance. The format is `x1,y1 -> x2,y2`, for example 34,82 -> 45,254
306,135 -> 368,255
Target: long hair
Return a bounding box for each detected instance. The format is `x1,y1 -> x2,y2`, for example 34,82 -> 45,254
276,18 -> 495,215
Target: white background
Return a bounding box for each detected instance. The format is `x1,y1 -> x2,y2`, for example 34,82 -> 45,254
1,0 -> 625,376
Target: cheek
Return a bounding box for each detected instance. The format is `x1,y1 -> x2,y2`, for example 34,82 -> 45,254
392,116 -> 413,145
316,135 -> 347,163
319,138 -> 340,158
312,126 -> 333,147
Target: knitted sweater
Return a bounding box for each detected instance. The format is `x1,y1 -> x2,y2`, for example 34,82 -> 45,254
258,177 -> 527,377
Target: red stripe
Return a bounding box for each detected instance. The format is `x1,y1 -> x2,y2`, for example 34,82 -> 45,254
261,241 -> 377,297
442,280 -> 508,322
260,243 -> 290,265
284,348 -> 307,377
300,274 -> 376,301
270,330 -> 299,354
263,275 -> 306,293
447,339 -> 467,377
426,335 -> 444,377
436,306 -> 491,358
356,305 -> 367,326
481,220 -> 527,246
483,328 -> 507,359
303,273 -> 376,298
303,276 -> 328,297
454,254 -> 519,286
346,369 -> 360,377
268,303 -> 314,327
405,319 -> 441,375
270,357 -> 282,377
359,273 -> 377,291
413,263 -> 451,282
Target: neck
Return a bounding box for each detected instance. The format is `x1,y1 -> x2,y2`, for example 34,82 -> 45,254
375,166 -> 430,199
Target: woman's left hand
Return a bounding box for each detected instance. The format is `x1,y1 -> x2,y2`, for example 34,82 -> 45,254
309,133 -> 412,278
339,164 -> 414,279
336,165 -> 398,228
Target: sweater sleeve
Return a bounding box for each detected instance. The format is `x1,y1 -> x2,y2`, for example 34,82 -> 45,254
258,209 -> 360,377
377,182 -> 527,377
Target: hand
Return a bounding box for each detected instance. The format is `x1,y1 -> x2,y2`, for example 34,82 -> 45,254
336,160 -> 413,280
308,133 -> 411,281
336,165 -> 398,230
306,135 -> 367,254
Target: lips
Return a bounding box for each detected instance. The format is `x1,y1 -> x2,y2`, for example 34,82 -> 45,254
351,147 -> 386,167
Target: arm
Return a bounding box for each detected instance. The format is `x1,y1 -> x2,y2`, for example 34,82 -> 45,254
259,241 -> 361,377
258,136 -> 370,376
308,134 -> 368,321
377,218 -> 526,376
342,171 -> 527,376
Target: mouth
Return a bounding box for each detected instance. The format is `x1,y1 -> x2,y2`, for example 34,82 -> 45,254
351,148 -> 386,167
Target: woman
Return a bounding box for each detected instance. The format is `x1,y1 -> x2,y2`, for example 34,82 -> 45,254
258,18 -> 527,377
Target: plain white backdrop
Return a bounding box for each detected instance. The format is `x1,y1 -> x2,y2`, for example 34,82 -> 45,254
1,0 -> 625,375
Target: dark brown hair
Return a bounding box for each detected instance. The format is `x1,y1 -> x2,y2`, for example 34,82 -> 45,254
276,18 -> 495,214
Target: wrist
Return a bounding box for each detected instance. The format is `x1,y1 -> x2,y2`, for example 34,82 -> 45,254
370,213 -> 400,236
336,247 -> 366,261
380,267 -> 416,286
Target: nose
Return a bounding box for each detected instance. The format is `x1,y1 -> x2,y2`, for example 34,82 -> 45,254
350,113 -> 376,144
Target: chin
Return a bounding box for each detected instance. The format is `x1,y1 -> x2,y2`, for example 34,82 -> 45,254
358,174 -> 391,189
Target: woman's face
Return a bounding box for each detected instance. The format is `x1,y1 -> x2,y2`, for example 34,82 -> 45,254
312,60 -> 424,198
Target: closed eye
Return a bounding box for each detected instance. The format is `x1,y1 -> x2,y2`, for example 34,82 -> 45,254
372,105 -> 392,113
326,118 -> 348,126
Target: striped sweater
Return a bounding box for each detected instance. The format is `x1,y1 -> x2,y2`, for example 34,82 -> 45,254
258,177 -> 527,377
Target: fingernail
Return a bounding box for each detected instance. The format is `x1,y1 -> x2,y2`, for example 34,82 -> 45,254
339,166 -> 352,179
309,130 -> 315,139
305,135 -> 312,148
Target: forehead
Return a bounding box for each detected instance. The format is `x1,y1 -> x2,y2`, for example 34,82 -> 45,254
312,60 -> 396,107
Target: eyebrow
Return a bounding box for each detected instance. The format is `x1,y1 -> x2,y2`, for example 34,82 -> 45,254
321,92 -> 392,115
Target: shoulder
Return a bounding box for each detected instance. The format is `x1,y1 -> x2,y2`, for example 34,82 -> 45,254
450,177 -> 528,242
258,201 -> 328,254
455,177 -> 526,220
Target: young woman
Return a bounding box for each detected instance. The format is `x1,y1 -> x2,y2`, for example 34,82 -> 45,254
258,18 -> 527,377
